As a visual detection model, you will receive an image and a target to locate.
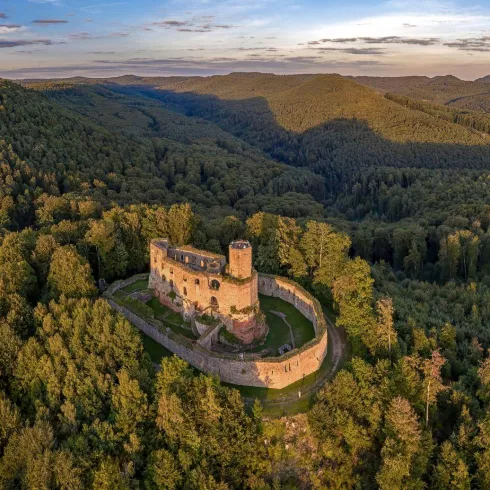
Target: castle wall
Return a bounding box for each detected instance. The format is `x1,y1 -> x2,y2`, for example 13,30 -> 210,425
258,275 -> 320,334
107,273 -> 328,389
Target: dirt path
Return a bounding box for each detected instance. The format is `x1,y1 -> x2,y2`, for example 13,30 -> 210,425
270,310 -> 296,349
242,309 -> 348,413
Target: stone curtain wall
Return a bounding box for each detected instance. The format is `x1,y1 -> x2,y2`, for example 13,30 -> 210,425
258,274 -> 325,336
106,274 -> 328,389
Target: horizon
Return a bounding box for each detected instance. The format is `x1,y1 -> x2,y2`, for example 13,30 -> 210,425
1,0 -> 490,79
8,71 -> 489,83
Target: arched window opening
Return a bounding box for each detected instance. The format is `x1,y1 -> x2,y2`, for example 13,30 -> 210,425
195,279 -> 200,285
183,287 -> 187,296
210,279 -> 220,291
169,280 -> 174,288
210,296 -> 218,308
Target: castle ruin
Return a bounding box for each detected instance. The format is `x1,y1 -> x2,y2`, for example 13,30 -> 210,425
149,239 -> 267,344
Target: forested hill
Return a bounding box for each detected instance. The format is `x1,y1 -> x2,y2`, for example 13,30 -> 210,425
0,79 -> 325,226
353,74 -> 490,112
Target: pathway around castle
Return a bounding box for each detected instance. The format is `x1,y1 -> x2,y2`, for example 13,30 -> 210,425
240,309 -> 347,414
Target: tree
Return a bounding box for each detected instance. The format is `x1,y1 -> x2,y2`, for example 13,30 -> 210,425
300,220 -> 350,287
376,297 -> 397,359
439,234 -> 461,280
475,413 -> 490,489
421,350 -> 447,426
432,441 -> 471,490
332,257 -> 377,352
478,355 -> 490,405
376,397 -> 423,490
167,203 -> 196,245
47,245 -> 97,298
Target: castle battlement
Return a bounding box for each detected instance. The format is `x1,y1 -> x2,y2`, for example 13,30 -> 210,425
149,239 -> 266,343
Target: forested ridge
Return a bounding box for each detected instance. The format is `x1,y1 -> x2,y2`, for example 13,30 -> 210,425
0,73 -> 490,487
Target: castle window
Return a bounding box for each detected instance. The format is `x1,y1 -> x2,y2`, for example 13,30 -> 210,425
200,260 -> 205,268
169,280 -> 173,288
183,287 -> 187,296
162,274 -> 167,282
210,296 -> 218,308
183,276 -> 187,282
195,279 -> 200,285
170,268 -> 173,274
180,255 -> 185,262
210,279 -> 220,291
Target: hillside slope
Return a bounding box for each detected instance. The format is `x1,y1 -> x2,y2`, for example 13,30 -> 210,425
0,80 -> 324,220
354,74 -> 490,113
46,72 -> 490,144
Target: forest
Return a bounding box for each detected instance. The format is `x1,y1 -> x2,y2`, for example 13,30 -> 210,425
1,73 -> 490,488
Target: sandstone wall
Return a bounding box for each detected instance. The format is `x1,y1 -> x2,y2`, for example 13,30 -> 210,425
107,273 -> 328,389
150,243 -> 258,317
258,275 -> 323,335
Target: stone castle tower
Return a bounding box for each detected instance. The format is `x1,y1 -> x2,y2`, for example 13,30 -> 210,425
229,240 -> 252,279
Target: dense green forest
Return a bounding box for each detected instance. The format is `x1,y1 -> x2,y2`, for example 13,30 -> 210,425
1,73 -> 490,487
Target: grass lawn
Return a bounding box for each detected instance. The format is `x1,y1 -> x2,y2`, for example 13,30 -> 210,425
146,297 -> 197,340
140,333 -> 172,364
253,294 -> 316,356
122,278 -> 149,293
113,289 -> 127,299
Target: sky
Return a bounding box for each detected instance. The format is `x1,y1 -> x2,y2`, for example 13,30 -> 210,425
0,0 -> 489,80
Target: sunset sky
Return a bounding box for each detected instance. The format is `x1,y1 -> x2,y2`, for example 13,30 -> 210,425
1,0 -> 489,79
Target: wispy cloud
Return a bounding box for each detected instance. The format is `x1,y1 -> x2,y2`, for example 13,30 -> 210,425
0,13 -> 7,19
315,47 -> 386,55
0,39 -> 55,48
444,37 -> 490,52
309,36 -> 440,46
68,31 -> 129,40
151,19 -> 236,33
32,19 -> 69,24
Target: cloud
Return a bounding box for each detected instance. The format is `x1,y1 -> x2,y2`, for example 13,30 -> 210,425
444,37 -> 490,52
151,19 -> 236,33
284,56 -> 323,63
153,20 -> 190,27
0,24 -> 23,33
0,39 -> 55,49
0,13 -> 7,19
319,38 -> 358,43
32,20 -> 69,24
309,36 -> 440,47
315,47 -> 386,55
68,31 -> 129,40
360,36 -> 439,46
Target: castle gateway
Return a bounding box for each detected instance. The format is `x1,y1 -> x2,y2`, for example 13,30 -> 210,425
149,239 -> 267,343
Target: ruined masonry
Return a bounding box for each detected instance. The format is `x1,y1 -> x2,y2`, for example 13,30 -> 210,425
149,239 -> 267,343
